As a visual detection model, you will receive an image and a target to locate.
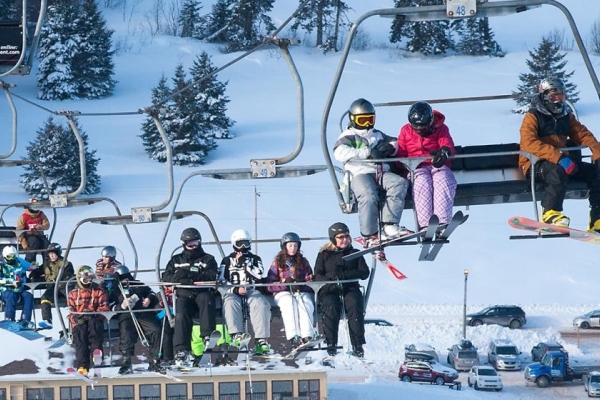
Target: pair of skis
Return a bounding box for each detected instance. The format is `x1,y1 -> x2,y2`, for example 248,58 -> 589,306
66,348 -> 102,387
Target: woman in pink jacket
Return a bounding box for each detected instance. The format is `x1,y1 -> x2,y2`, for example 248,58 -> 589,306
396,101 -> 457,230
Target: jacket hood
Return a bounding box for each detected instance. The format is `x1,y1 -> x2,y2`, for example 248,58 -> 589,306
432,109 -> 446,128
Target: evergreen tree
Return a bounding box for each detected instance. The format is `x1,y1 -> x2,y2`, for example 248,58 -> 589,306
455,18 -> 504,57
36,3 -> 79,100
140,76 -> 175,162
179,0 -> 205,39
291,0 -> 351,52
389,0 -> 453,55
514,36 -> 579,112
21,117 -> 101,198
189,51 -> 234,140
206,0 -> 276,52
73,0 -> 116,98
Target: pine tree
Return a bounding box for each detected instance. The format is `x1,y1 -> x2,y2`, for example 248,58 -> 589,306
36,3 -> 79,100
189,51 -> 234,140
206,0 -> 276,52
514,36 -> 579,111
291,0 -> 351,52
140,76 -> 175,162
73,0 -> 116,98
21,117 -> 101,198
455,18 -> 504,57
179,0 -> 205,39
389,0 -> 454,55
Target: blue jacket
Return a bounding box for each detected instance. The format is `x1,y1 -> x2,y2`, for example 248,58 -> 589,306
0,257 -> 31,293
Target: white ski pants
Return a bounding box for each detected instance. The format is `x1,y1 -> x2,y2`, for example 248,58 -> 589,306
274,291 -> 315,340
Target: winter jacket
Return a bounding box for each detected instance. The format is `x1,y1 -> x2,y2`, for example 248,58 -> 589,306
396,110 -> 455,168
219,251 -> 265,295
518,95 -> 600,176
333,126 -> 398,177
313,243 -> 370,298
0,258 -> 30,293
67,282 -> 109,329
95,258 -> 121,279
162,246 -> 218,298
108,280 -> 158,315
43,257 -> 74,283
266,253 -> 314,294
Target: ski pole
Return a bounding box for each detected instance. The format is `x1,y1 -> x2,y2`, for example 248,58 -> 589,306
117,280 -> 148,347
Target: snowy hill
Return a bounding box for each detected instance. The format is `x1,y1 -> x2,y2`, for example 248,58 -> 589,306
2,0 -> 600,398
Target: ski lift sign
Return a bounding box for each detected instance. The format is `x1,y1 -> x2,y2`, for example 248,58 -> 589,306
446,0 -> 477,17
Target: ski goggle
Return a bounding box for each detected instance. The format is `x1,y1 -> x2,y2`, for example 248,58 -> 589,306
352,114 -> 375,127
184,239 -> 201,248
235,240 -> 251,249
545,90 -> 566,103
4,253 -> 15,260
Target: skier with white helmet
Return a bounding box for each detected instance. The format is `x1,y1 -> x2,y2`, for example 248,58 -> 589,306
219,229 -> 271,355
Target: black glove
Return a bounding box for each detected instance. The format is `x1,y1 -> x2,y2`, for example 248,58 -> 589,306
173,268 -> 191,283
370,141 -> 395,160
431,146 -> 450,168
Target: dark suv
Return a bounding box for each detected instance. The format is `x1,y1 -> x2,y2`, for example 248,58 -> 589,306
466,305 -> 526,329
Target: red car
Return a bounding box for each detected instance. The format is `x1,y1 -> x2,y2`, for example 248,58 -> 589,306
398,360 -> 459,385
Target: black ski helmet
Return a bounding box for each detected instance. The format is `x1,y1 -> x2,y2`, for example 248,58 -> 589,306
47,242 -> 62,257
280,232 -> 302,250
114,265 -> 133,281
408,101 -> 434,136
328,222 -> 350,244
101,245 -> 117,259
348,98 -> 376,130
180,227 -> 201,242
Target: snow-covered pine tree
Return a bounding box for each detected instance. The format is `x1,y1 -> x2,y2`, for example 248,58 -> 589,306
169,64 -> 216,165
189,51 -> 234,140
140,75 -> 175,162
37,3 -> 79,100
513,36 -> 579,112
390,0 -> 453,55
73,0 -> 116,99
455,18 -> 504,57
207,0 -> 276,52
291,0 -> 351,52
179,0 -> 205,39
21,117 -> 101,198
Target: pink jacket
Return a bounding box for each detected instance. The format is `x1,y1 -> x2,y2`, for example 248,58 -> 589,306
396,110 -> 456,167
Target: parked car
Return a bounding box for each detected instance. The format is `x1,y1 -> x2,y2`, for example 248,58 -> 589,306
447,339 -> 479,371
398,360 -> 459,385
573,310 -> 600,329
530,342 -> 565,362
467,365 -> 503,391
487,339 -> 522,370
466,305 -> 526,329
404,343 -> 439,362
364,318 -> 394,327
585,371 -> 600,397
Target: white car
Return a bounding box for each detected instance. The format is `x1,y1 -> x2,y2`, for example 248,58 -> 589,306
467,365 -> 503,391
573,310 -> 600,329
585,371 -> 600,397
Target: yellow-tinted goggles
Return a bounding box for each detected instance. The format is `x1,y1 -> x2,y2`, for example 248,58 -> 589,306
353,114 -> 375,127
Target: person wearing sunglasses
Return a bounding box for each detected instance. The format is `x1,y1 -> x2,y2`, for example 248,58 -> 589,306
313,222 -> 370,358
161,227 -> 218,366
519,76 -> 600,232
396,101 -> 457,231
333,98 -> 411,247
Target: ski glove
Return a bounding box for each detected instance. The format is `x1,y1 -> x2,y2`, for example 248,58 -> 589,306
121,294 -> 139,309
431,146 -> 451,168
370,141 -> 395,160
558,156 -> 578,175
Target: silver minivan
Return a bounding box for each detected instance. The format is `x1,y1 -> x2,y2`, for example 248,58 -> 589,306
487,339 -> 522,370
447,339 -> 479,371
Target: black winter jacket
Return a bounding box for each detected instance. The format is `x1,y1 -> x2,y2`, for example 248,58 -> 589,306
313,243 -> 369,298
108,280 -> 158,317
162,246 -> 218,298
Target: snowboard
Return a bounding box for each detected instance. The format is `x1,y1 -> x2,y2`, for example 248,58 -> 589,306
283,336 -> 325,360
508,216 -> 600,245
0,320 -> 46,341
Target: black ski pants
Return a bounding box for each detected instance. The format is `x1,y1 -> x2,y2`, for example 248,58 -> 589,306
72,317 -> 104,369
161,317 -> 174,361
319,288 -> 365,348
173,291 -> 215,353
118,312 -> 162,361
23,233 -> 49,263
40,285 -> 67,322
531,160 -> 600,217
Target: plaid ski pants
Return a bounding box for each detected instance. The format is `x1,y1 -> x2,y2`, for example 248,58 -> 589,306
412,165 -> 457,229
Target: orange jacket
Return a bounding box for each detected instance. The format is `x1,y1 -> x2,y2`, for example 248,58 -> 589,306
67,282 -> 109,329
519,104 -> 600,176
